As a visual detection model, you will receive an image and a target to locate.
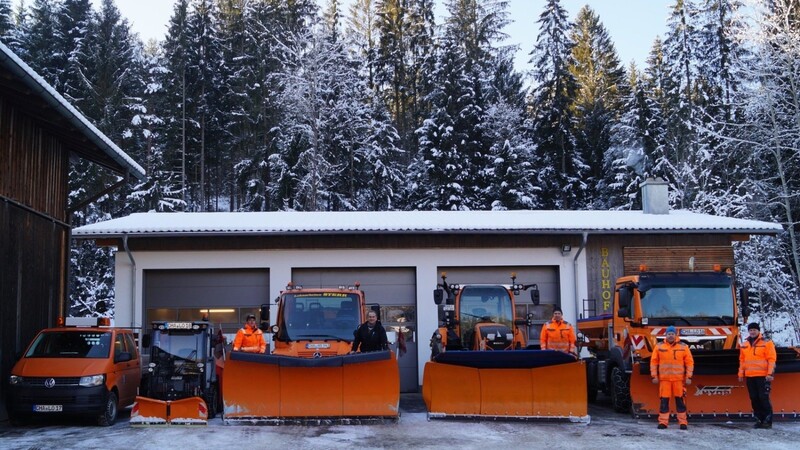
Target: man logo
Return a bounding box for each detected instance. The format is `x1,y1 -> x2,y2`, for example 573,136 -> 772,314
44,378 -> 56,388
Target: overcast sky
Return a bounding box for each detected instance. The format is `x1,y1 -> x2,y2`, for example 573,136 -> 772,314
109,0 -> 673,72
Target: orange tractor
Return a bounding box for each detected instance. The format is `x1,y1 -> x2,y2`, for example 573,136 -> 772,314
578,266 -> 800,419
222,284 -> 400,424
423,273 -> 588,421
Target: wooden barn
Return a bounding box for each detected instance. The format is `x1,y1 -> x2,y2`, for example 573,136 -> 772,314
0,43 -> 145,419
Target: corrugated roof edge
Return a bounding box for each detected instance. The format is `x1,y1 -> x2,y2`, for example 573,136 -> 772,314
0,42 -> 146,181
71,210 -> 784,238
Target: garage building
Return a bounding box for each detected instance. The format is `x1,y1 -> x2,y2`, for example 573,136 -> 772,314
73,180 -> 781,392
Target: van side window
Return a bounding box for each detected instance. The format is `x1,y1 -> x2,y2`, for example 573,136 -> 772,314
114,333 -> 126,358
123,333 -> 138,359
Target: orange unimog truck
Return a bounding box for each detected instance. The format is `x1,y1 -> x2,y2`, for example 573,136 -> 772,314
578,263 -> 800,419
222,284 -> 399,424
423,273 -> 588,421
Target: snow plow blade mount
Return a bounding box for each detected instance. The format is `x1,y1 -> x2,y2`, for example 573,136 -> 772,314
223,350 -> 400,424
130,396 -> 208,426
422,350 -> 589,422
630,348 -> 800,420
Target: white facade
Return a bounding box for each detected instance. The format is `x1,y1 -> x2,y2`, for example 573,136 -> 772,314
113,245 -> 586,383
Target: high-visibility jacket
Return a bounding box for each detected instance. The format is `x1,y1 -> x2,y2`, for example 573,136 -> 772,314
739,334 -> 776,378
233,325 -> 266,353
540,319 -> 576,353
651,338 -> 694,382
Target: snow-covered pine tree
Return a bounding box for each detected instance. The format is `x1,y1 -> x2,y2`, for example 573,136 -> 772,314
528,0 -> 577,209
568,5 -> 625,209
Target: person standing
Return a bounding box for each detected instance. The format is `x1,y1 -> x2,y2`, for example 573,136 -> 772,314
352,310 -> 389,353
540,306 -> 577,357
650,325 -> 694,430
233,314 -> 266,353
739,322 -> 777,429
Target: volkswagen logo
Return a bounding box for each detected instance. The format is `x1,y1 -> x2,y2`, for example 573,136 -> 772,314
44,378 -> 56,388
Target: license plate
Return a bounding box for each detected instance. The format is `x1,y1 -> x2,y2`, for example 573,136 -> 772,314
34,405 -> 63,412
680,328 -> 706,336
306,343 -> 330,349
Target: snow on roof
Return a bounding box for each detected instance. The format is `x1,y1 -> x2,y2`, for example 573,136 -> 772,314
0,43 -> 145,180
72,210 -> 783,237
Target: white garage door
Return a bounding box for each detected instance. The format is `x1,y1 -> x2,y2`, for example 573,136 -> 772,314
293,268 -> 418,392
436,266 -> 560,346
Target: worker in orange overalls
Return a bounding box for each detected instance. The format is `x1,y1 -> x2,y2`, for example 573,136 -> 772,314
233,314 -> 266,353
739,322 -> 777,429
540,306 -> 577,357
651,325 -> 694,430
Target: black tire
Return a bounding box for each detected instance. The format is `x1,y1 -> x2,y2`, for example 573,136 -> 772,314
587,384 -> 598,403
610,366 -> 632,413
206,384 -> 218,420
97,391 -> 118,426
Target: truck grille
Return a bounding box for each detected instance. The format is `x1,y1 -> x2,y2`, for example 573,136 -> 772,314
19,377 -> 81,387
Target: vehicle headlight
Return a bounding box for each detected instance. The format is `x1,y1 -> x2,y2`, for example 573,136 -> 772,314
79,374 -> 105,387
9,375 -> 22,385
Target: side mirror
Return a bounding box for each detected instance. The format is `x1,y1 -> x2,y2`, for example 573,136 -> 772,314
434,289 -> 444,305
617,307 -> 629,318
141,334 -> 151,349
115,351 -> 132,363
740,289 -> 750,319
260,303 -> 270,322
618,286 -> 632,310
95,300 -> 108,314
530,288 -> 540,305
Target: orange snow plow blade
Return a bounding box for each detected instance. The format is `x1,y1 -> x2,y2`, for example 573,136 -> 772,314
130,396 -> 208,426
422,350 -> 588,421
223,350 -> 399,424
630,348 -> 800,420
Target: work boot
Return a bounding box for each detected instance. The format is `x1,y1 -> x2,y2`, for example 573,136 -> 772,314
657,424 -> 667,429
680,424 -> 688,430
762,422 -> 772,429
754,421 -> 763,429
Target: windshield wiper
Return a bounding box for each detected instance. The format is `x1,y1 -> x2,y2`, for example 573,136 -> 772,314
292,334 -> 346,341
656,317 -> 694,326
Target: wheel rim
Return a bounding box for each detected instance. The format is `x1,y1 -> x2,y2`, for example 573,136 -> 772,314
107,396 -> 117,421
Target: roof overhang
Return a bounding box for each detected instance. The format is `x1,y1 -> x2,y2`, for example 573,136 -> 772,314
0,43 -> 145,181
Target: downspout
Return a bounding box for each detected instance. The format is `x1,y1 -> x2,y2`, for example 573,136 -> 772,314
122,233 -> 136,329
573,232 -> 589,319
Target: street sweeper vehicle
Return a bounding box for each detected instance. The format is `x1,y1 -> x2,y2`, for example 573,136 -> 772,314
578,263 -> 800,419
422,273 -> 588,421
130,320 -> 219,425
222,283 -> 400,424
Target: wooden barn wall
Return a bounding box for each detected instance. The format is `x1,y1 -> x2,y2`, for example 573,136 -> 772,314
0,97 -> 69,222
0,201 -> 67,417
584,234 -> 733,317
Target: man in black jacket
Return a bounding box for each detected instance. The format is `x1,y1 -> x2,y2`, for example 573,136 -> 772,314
352,310 -> 389,353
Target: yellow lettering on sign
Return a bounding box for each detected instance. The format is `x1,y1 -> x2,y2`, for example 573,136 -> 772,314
599,247 -> 612,314
602,280 -> 610,289
601,248 -> 608,257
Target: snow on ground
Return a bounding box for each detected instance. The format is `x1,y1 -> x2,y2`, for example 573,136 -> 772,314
2,403 -> 799,450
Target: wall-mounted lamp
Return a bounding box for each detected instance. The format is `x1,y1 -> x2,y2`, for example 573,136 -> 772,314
561,244 -> 572,255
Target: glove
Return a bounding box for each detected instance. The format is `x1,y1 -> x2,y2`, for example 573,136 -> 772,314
686,378 -> 692,385
652,378 -> 659,384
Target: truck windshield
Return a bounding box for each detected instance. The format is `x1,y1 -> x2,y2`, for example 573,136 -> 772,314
25,331 -> 112,358
281,293 -> 361,341
459,286 -> 514,333
152,331 -> 206,361
640,285 -> 734,324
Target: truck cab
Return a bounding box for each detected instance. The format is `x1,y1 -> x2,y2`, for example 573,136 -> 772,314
7,318 -> 140,426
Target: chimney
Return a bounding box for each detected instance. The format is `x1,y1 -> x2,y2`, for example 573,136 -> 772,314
640,177 -> 669,215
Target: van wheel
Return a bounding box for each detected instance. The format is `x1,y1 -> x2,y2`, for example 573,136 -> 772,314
610,366 -> 632,413
97,391 -> 118,426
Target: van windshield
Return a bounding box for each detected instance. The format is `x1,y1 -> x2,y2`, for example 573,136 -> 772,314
25,331 -> 112,358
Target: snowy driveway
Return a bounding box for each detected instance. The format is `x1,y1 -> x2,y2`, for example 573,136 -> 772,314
2,397 -> 798,449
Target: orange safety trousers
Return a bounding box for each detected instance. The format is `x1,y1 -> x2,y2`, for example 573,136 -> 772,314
658,380 -> 687,426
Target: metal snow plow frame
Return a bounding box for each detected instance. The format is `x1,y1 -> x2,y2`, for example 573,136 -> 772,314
629,348 -> 800,420
222,349 -> 400,425
130,396 -> 209,426
422,350 -> 589,422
